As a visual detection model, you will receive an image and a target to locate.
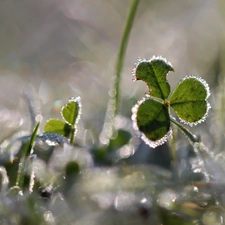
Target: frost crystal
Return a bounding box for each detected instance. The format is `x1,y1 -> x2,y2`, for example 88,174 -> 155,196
140,128 -> 172,148
132,55 -> 173,82
37,132 -> 69,146
131,96 -> 172,148
177,75 -> 211,127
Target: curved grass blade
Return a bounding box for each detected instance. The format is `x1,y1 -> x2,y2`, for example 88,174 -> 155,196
132,56 -> 174,100
170,76 -> 211,126
132,97 -> 171,148
16,122 -> 40,189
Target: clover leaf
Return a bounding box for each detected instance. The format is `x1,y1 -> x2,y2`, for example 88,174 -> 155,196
132,97 -> 171,148
132,56 -> 174,99
132,56 -> 210,148
44,119 -> 71,138
170,76 -> 210,126
61,97 -> 81,126
44,96 -> 82,144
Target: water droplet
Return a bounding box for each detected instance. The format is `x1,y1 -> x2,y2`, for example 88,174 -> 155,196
158,189 -> 177,210
0,167 -> 9,192
116,140 -> 135,159
7,186 -> 23,197
140,197 -> 147,204
44,211 -> 55,223
90,193 -> 114,210
108,89 -> 116,97
114,192 -> 137,212
35,114 -> 43,123
99,98 -> 116,146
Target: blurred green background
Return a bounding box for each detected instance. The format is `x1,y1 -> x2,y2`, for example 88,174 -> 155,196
0,0 -> 224,146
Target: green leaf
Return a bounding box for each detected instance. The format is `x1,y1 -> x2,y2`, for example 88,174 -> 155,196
170,76 -> 210,126
132,97 -> 171,148
132,56 -> 174,100
61,97 -> 81,126
44,119 -> 71,138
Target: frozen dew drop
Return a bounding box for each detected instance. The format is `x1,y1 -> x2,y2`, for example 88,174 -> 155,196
44,211 -> 55,223
35,114 -> 43,123
116,140 -> 135,159
90,193 -> 114,210
37,132 -> 70,146
158,189 -> 177,210
140,197 -> 147,204
0,167 -> 9,192
140,128 -> 172,148
7,186 -> 23,197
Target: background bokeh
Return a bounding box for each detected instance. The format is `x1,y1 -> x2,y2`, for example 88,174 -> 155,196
0,0 -> 224,146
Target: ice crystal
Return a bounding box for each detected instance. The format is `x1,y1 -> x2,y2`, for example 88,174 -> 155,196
140,128 -> 172,148
37,132 -> 69,146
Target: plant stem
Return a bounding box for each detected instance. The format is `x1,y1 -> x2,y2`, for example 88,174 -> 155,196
114,0 -> 140,115
170,117 -> 211,182
70,127 -> 75,145
170,117 -> 200,143
169,124 -> 177,163
100,0 -> 140,145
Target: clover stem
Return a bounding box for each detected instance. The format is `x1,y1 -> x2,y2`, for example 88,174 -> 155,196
170,117 -> 199,143
169,124 -> 177,164
170,117 -> 211,182
70,127 -> 75,145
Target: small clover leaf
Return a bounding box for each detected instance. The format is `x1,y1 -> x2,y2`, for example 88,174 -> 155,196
132,97 -> 171,148
44,119 -> 71,138
170,76 -> 210,126
61,97 -> 81,126
44,96 -> 82,145
132,56 -> 211,148
132,56 -> 174,99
